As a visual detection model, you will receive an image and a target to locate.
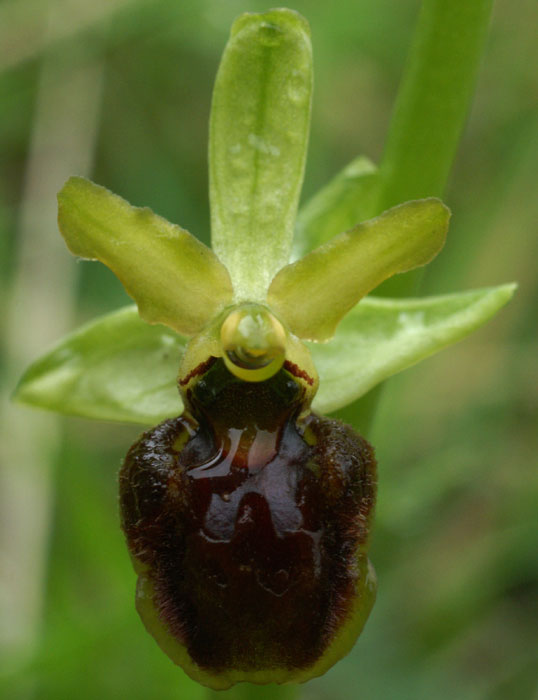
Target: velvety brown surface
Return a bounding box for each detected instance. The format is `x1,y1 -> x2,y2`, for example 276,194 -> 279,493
120,360 -> 376,672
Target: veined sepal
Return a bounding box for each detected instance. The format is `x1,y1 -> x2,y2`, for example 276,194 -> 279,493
210,9 -> 313,301
13,285 -> 516,425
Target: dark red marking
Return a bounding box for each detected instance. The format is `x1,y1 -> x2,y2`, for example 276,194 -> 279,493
178,356 -> 217,387
284,360 -> 314,386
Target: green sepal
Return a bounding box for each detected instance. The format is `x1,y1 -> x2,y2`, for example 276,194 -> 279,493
58,176 -> 233,335
13,306 -> 185,424
209,8 -> 313,301
268,198 -> 450,341
13,285 -> 514,426
293,156 -> 379,259
311,284 -> 516,415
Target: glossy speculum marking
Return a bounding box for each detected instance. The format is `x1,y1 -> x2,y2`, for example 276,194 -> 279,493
120,358 -> 376,686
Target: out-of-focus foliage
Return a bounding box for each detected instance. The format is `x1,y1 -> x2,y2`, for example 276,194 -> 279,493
1,1 -> 536,699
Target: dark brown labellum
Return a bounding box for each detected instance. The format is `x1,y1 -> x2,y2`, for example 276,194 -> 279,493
120,359 -> 376,688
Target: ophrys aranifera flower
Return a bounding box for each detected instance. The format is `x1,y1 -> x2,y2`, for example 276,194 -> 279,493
14,7 -> 515,691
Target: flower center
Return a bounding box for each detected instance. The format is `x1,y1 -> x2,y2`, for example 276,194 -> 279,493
220,304 -> 287,382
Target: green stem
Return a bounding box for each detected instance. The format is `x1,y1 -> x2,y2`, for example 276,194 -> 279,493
339,0 -> 494,433
374,0 -> 494,299
379,0 -> 494,206
375,0 -> 493,297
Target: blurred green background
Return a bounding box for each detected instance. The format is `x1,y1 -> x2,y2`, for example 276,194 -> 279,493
1,0 -> 536,698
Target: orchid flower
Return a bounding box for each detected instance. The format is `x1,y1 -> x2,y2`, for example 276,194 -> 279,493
14,8 -> 514,691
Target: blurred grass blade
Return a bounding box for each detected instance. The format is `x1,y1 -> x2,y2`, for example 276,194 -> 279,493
293,156 -> 379,259
268,198 -> 450,341
311,284 -> 516,414
13,306 -> 185,424
58,176 -> 233,335
210,9 -> 313,301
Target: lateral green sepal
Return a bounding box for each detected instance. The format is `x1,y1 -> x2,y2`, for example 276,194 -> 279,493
14,285 -> 514,425
311,284 -> 516,414
13,306 -> 185,424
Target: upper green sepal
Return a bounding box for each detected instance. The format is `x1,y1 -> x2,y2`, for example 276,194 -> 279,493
268,198 -> 450,341
58,176 -> 233,335
210,8 -> 312,301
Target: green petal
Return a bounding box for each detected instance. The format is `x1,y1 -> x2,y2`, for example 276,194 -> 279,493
268,198 -> 450,341
13,306 -> 185,424
209,9 -> 313,301
58,176 -> 233,335
311,285 -> 516,415
293,156 -> 379,259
